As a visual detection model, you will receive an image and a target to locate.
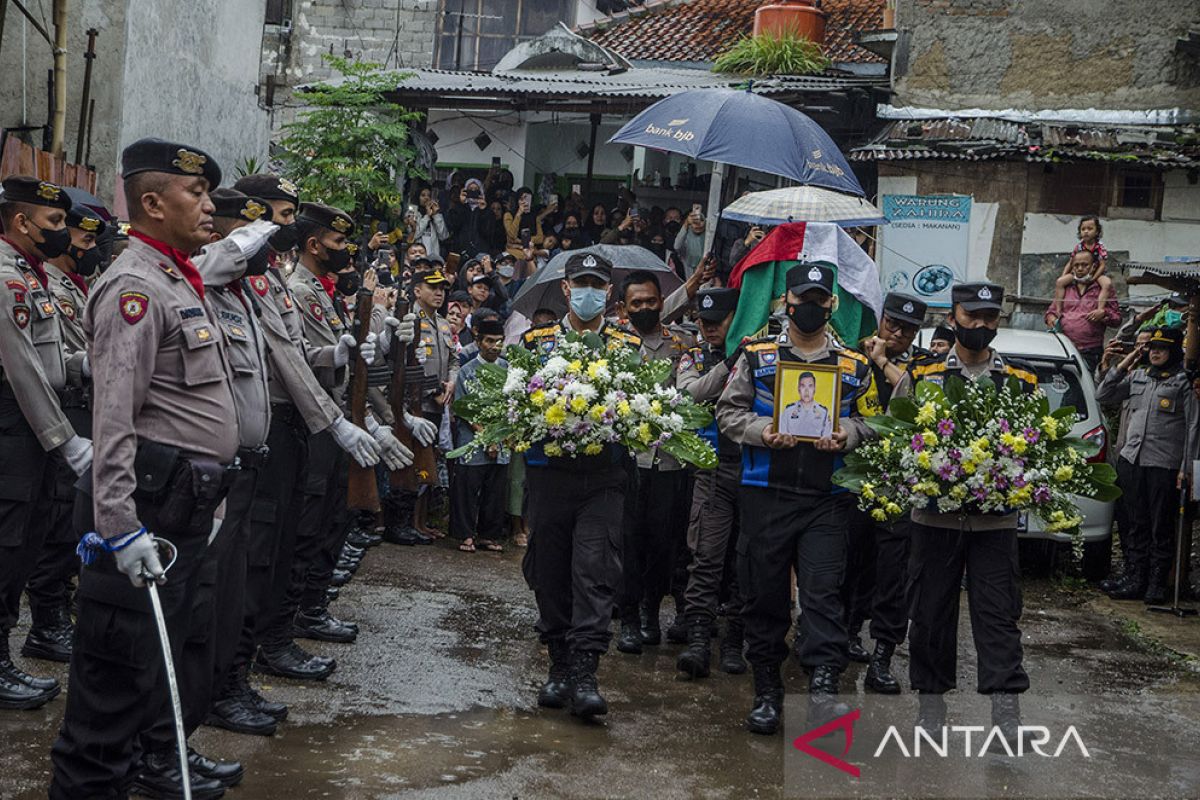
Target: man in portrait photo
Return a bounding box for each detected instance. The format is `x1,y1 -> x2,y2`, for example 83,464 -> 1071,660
779,371 -> 833,439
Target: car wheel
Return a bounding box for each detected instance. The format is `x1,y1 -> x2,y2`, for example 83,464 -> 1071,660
1082,536 -> 1113,582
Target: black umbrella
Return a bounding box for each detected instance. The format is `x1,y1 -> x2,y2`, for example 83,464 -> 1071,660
511,244 -> 683,318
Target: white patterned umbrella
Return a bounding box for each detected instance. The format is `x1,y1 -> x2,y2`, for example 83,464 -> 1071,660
722,186 -> 886,227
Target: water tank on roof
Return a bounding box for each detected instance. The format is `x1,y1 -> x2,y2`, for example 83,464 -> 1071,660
753,0 -> 827,44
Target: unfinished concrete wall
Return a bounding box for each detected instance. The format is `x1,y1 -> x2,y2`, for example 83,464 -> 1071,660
893,0 -> 1200,110
0,0 -> 127,201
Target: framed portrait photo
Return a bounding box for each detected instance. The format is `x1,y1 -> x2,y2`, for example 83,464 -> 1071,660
773,361 -> 842,442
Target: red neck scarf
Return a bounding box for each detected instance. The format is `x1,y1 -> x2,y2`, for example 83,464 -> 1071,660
0,236 -> 48,287
65,270 -> 90,297
316,272 -> 337,300
129,230 -> 205,301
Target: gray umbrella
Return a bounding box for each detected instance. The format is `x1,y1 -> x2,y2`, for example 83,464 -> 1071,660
511,244 -> 684,318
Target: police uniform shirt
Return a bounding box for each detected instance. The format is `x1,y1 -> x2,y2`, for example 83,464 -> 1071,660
1096,362 -> 1199,473
0,239 -> 74,450
85,236 -> 238,537
43,262 -> 88,358
677,342 -> 739,462
288,266 -> 349,398
522,316 -> 644,358
779,398 -> 833,438
416,305 -> 457,414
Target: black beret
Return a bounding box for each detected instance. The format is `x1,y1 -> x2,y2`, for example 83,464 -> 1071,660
66,204 -> 107,236
951,282 -> 1003,311
785,262 -> 835,295
696,287 -> 738,322
209,188 -> 273,223
564,251 -> 612,282
0,176 -> 72,211
296,202 -> 355,237
882,292 -> 927,326
121,137 -> 221,188
232,174 -> 300,206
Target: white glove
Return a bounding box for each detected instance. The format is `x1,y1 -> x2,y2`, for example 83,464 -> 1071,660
225,218 -> 279,259
60,435 -> 93,477
113,531 -> 165,588
372,424 -> 414,471
330,416 -> 381,467
378,313 -> 417,356
403,411 -> 438,448
334,333 -> 378,368
360,332 -> 378,365
82,354 -> 91,379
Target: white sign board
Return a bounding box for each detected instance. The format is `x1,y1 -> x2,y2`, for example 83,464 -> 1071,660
879,195 -> 973,308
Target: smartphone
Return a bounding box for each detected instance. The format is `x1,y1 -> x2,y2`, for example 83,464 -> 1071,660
571,183 -> 581,196
629,207 -> 639,220
520,228 -> 531,247
492,156 -> 502,167
692,203 -> 702,217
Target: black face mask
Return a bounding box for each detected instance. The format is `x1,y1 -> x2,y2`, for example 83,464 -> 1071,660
335,269 -> 361,296
628,308 -> 661,333
664,220 -> 683,238
244,243 -> 271,277
269,223 -> 299,253
787,300 -> 830,334
31,223 -> 71,260
648,242 -> 666,259
70,245 -> 103,278
321,245 -> 353,273
953,324 -> 997,351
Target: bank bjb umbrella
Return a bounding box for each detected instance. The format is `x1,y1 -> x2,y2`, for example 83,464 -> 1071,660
511,244 -> 683,318
608,88 -> 864,196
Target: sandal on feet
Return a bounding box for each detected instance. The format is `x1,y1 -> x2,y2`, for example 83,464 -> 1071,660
459,539 -> 476,553
476,539 -> 504,552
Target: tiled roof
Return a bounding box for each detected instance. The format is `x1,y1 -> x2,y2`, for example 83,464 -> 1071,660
580,0 -> 887,66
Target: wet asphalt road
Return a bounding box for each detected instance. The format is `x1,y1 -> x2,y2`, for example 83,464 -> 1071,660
2,539 -> 1198,800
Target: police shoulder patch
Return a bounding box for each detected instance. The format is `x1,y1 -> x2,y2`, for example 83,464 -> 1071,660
309,301 -> 324,321
120,292 -> 149,325
12,305 -> 30,329
57,299 -> 76,320
249,275 -> 270,297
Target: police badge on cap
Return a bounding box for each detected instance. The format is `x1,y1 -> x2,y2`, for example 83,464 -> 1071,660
564,251 -> 613,282
951,282 -> 1004,311
785,262 -> 835,295
696,287 -> 739,322
209,188 -> 274,223
233,174 -> 300,205
296,202 -> 355,237
882,292 -> 927,326
0,176 -> 73,211
121,138 -> 222,188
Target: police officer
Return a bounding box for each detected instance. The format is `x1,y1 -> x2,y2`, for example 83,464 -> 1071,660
49,138 -> 236,799
21,202 -> 106,664
1095,326 -> 1198,604
675,287 -> 747,679
0,176 -> 92,711
843,292 -> 929,691
615,269 -> 693,652
717,262 -> 878,735
523,252 -> 641,720
280,203 -> 409,649
897,281 -> 1036,742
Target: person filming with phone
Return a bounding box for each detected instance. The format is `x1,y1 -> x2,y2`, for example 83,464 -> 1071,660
674,204 -> 707,278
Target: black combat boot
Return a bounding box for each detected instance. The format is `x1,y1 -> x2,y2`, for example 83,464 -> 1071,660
666,595 -> 689,644
21,605 -> 72,662
1106,568 -> 1147,600
567,650 -> 608,719
746,664 -> 784,735
846,632 -> 870,663
0,635 -> 59,697
989,692 -> 1023,753
1098,565 -> 1130,594
205,666 -> 278,736
187,747 -> 244,788
537,639 -> 572,709
254,643 -> 336,681
675,618 -> 711,679
241,671 -> 289,722
133,748 -> 226,799
916,692 -> 946,732
718,617 -> 747,675
808,665 -> 850,728
1143,564 -> 1170,605
640,599 -> 662,645
864,641 -> 901,694
294,606 -> 357,643
615,619 -> 643,655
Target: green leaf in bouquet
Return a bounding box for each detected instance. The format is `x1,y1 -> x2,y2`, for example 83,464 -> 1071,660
832,465 -> 867,492
1087,480 -> 1123,503
676,403 -> 714,429
445,443 -> 475,459
863,416 -> 916,437
913,380 -> 946,407
579,331 -> 605,351
641,358 -> 673,385
450,397 -> 476,419
884,396 -> 920,424
942,375 -> 967,406
1086,461 -> 1118,485
1052,405 -> 1080,422
1062,435 -> 1100,459
660,431 -> 719,470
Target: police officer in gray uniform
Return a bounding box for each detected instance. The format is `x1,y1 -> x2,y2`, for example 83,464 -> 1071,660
22,202 -> 106,664
0,176 -> 92,710
1095,326 -> 1198,603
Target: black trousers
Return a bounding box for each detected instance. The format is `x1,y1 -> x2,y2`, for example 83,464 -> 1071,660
528,462 -> 626,653
842,509 -> 912,646
0,397 -> 54,644
907,523 -> 1029,695
50,461 -> 229,799
619,466 -> 689,622
449,461 -> 507,541
253,409 -> 310,655
842,507 -> 876,635
25,404 -> 92,626
175,463 -> 257,731
1116,457 -> 1178,575
738,487 -> 848,671
683,459 -> 742,624
293,429 -> 348,613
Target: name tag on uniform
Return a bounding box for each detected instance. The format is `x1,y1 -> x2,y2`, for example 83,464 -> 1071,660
179,306 -> 205,320
842,373 -> 862,388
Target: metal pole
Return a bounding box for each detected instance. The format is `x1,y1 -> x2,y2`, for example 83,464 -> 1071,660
83,96 -> 94,165
9,0 -> 50,44
703,161 -> 725,253
1148,488 -> 1198,618
584,112 -> 600,201
50,0 -> 68,156
74,27 -> 96,164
